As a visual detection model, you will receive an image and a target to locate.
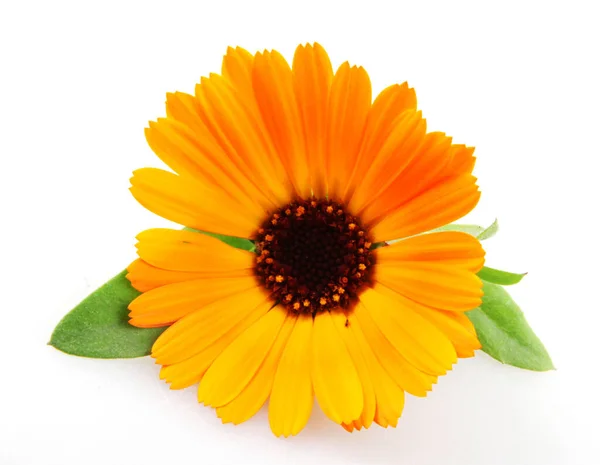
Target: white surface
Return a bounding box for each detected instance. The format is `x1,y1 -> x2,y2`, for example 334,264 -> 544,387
1,1 -> 598,464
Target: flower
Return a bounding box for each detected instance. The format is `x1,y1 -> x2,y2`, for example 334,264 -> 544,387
126,43 -> 485,437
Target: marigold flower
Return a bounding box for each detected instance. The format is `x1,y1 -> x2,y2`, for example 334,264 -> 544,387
126,43 -> 484,437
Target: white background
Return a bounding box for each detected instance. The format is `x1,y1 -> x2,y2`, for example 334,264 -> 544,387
1,1 -> 599,464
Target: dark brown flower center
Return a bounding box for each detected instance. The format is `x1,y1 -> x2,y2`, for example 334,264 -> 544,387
254,199 -> 375,315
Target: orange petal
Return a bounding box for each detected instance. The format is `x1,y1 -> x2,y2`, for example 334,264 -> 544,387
292,43 -> 333,197
145,115 -> 272,213
128,275 -> 258,328
253,50 -> 309,198
151,287 -> 271,365
353,302 -> 437,396
127,258 -> 248,293
216,309 -> 295,425
198,306 -> 287,407
158,299 -> 271,390
348,110 -> 426,214
312,311 -> 363,424
343,83 -> 417,202
446,144 -> 476,175
360,132 -> 477,226
221,46 -> 254,97
358,129 -> 448,217
325,63 -> 371,200
194,74 -> 291,207
134,228 -> 254,273
269,314 -> 313,437
130,168 -> 262,237
370,174 -> 481,241
359,286 -> 457,375
221,47 -> 294,197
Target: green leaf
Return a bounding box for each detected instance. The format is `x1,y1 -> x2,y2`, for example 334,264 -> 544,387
184,227 -> 256,252
467,281 -> 554,371
49,271 -> 165,358
432,219 -> 499,240
478,266 -> 527,285
477,218 -> 499,240
432,223 -> 485,237
371,241 -> 387,250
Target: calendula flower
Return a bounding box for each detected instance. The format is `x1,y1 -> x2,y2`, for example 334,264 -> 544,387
126,43 -> 484,437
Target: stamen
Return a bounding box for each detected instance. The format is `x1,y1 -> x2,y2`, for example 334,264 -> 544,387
254,198 -> 375,315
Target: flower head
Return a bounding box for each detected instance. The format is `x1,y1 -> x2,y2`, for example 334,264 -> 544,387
127,43 -> 484,436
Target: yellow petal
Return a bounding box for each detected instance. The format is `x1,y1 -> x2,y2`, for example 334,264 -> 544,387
331,312 -> 376,430
151,287 -> 270,365
128,275 -> 258,328
221,46 -> 254,95
130,168 -> 262,237
134,228 -> 254,273
375,262 -> 483,311
353,302 -> 436,396
216,309 -> 296,425
359,286 -> 457,375
269,314 -> 313,437
374,231 -> 484,312
198,306 -> 286,407
312,311 -> 363,424
415,308 -> 481,358
375,284 -> 482,359
159,300 -> 270,390
375,231 -> 485,273
347,311 -> 405,428
373,375 -> 405,429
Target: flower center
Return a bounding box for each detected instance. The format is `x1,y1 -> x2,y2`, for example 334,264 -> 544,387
254,199 -> 375,315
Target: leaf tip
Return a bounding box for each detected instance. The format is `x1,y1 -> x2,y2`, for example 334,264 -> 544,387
477,218 -> 499,240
